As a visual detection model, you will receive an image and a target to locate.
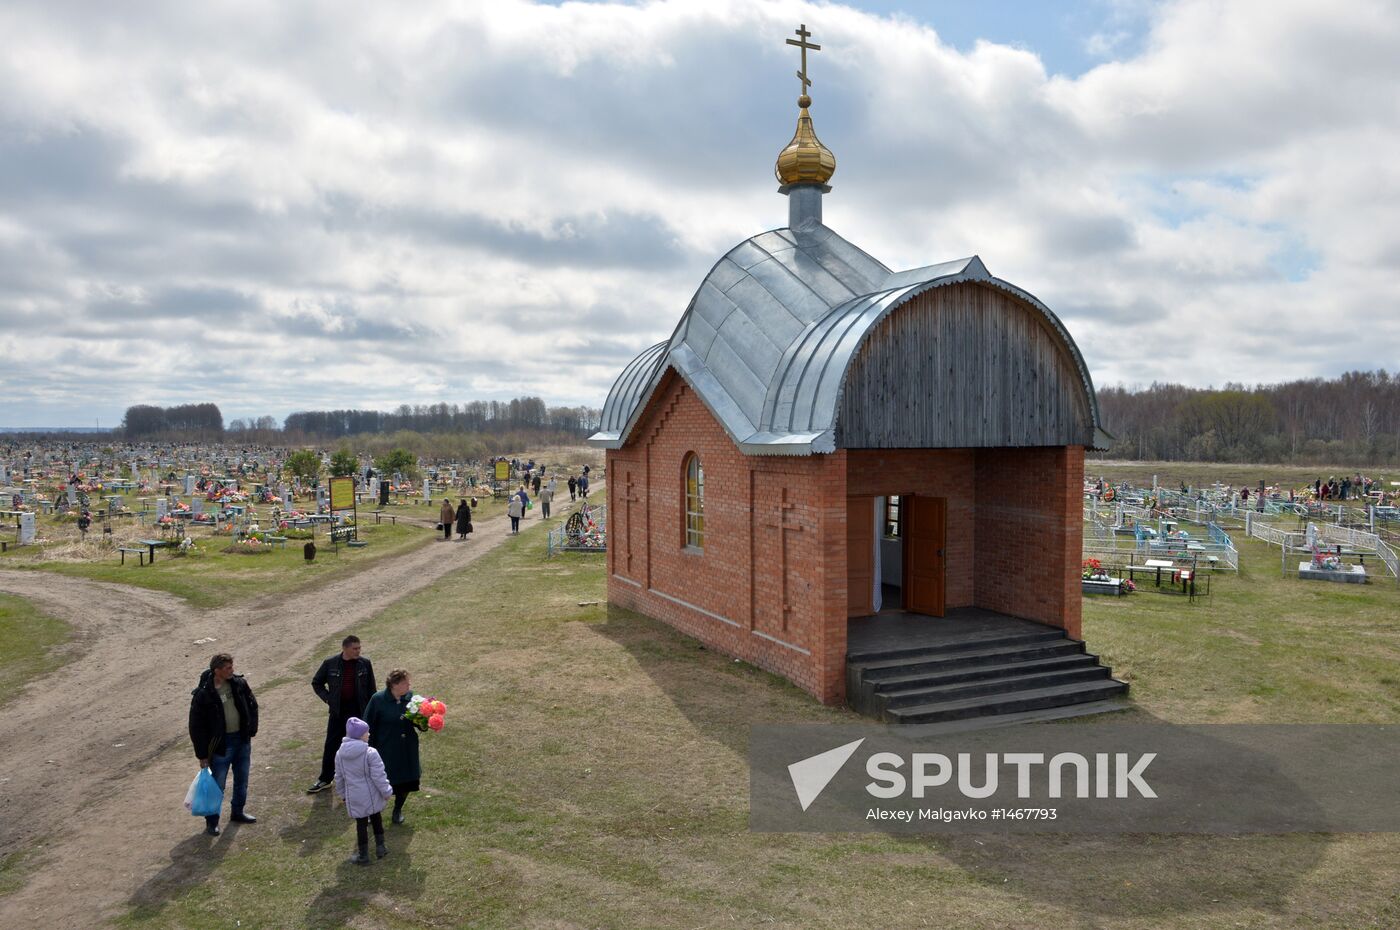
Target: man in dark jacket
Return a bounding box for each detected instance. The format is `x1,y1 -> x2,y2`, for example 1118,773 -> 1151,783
306,635 -> 376,794
188,652 -> 259,836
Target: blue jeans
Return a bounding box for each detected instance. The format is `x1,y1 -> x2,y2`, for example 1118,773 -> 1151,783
206,732 -> 251,826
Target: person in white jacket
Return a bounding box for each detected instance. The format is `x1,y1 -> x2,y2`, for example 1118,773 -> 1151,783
334,716 -> 393,865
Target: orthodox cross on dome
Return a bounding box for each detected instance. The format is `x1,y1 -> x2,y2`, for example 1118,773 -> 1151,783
786,23 -> 821,103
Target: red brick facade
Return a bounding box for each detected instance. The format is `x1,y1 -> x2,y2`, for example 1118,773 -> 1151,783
607,370 -> 1086,706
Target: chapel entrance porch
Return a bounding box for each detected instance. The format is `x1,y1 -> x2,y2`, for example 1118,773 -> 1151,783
846,493 -> 947,618
844,607 -> 1128,724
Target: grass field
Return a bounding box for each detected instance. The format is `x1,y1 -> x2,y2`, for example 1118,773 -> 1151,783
0,592 -> 69,709
113,488 -> 1400,930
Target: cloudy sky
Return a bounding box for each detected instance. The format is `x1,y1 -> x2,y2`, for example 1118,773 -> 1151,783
2,0 -> 1398,428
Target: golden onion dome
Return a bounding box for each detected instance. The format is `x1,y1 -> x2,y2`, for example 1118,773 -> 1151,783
774,95 -> 835,186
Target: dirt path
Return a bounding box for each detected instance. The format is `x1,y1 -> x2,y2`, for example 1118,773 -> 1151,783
0,489 -> 600,926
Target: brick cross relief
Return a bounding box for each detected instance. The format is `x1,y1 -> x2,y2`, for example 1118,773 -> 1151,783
762,487 -> 806,631
621,471 -> 641,574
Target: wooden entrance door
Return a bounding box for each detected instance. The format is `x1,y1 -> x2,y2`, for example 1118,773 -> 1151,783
904,495 -> 946,617
846,496 -> 874,617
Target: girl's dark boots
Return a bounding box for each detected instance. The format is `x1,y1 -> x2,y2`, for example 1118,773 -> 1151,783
349,841 -> 370,866
376,839 -> 389,859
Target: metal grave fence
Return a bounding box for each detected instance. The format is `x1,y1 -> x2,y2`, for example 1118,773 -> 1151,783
547,503 -> 607,557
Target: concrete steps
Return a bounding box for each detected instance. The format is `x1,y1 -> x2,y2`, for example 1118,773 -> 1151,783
847,625 -> 1127,724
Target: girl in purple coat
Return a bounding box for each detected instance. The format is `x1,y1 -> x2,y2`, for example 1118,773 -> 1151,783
334,717 -> 393,865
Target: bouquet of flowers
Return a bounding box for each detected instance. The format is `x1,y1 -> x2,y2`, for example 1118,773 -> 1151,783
404,694 -> 448,733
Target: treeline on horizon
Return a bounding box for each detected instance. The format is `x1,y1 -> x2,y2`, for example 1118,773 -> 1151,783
62,372 -> 1400,468
1097,370 -> 1400,465
113,397 -> 600,456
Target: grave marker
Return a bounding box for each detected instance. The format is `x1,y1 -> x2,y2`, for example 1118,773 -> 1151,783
184,474 -> 196,495
156,498 -> 168,520
192,497 -> 204,516
18,512 -> 35,545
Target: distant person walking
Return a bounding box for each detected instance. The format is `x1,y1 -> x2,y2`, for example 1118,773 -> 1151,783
578,474 -> 589,499
539,483 -> 553,519
334,717 -> 392,865
188,652 -> 260,836
568,475 -> 577,501
507,494 -> 523,534
438,498 -> 454,540
363,669 -> 422,825
307,635 -> 376,795
455,499 -> 472,540
532,474 -> 541,496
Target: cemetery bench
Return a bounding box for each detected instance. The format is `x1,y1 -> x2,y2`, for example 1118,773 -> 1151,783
1143,558 -> 1176,587
261,535 -> 288,549
118,547 -> 148,566
369,510 -> 397,525
134,538 -> 174,564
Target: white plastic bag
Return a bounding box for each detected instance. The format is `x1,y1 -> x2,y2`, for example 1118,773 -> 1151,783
183,772 -> 200,811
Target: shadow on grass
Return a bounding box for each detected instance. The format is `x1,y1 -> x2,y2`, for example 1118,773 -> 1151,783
278,788 -> 342,858
303,821 -> 426,930
931,830 -> 1327,921
597,600 -> 1332,923
126,822 -> 244,918
592,604 -> 844,759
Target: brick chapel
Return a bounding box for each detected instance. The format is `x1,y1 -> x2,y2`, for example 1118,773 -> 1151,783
589,28 -> 1114,714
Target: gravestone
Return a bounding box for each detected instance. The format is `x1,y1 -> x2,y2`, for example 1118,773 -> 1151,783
423,478 -> 431,502
18,512 -> 35,545
316,486 -> 327,512
192,497 -> 204,516
156,498 -> 168,520
67,484 -> 77,506
369,478 -> 380,501
0,462 -> 8,486
108,497 -> 118,514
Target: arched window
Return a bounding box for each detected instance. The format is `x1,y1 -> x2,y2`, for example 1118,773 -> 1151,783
684,454 -> 704,550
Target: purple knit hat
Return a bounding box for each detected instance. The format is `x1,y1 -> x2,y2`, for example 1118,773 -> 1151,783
345,717 -> 369,739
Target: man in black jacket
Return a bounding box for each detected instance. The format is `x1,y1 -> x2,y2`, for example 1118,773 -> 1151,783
306,635 -> 377,794
188,652 -> 259,836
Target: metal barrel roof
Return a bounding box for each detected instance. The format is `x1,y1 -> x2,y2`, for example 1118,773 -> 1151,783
589,224 -> 1103,454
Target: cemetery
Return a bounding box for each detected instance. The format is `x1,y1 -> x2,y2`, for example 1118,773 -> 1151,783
3,8 -> 1400,930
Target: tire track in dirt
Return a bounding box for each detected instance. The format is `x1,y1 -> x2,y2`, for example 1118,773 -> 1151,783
0,488 -> 600,926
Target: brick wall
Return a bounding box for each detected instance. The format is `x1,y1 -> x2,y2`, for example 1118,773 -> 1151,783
973,446 -> 1085,637
607,372 -> 848,703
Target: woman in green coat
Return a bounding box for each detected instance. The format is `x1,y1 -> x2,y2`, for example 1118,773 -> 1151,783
363,668 -> 421,824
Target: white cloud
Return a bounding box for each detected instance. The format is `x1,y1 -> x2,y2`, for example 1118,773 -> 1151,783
1,0 -> 1398,426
